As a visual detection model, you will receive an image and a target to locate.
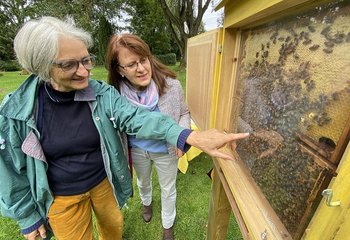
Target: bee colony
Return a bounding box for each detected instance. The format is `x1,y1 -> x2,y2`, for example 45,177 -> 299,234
235,0 -> 350,238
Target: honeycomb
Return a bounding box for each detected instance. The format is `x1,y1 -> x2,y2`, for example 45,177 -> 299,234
235,0 -> 350,238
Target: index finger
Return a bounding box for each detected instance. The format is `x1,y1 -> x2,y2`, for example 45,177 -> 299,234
226,132 -> 250,140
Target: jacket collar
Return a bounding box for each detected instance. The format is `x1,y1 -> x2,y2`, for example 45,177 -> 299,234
0,74 -> 100,121
0,74 -> 40,121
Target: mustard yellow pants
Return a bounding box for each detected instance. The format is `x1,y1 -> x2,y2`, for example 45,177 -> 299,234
48,178 -> 123,240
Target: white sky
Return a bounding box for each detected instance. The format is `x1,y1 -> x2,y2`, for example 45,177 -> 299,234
202,0 -> 223,31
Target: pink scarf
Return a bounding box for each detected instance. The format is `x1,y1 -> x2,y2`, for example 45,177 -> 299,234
120,80 -> 159,111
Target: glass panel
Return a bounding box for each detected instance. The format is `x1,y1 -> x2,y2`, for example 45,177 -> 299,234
235,1 -> 350,238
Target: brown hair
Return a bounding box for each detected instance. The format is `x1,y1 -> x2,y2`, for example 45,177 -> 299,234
106,34 -> 176,95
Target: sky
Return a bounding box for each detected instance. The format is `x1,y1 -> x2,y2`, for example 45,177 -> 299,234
202,0 -> 223,31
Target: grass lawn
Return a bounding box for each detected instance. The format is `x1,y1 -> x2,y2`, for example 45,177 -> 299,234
0,66 -> 242,239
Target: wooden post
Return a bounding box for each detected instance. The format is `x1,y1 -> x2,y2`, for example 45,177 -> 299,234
207,165 -> 231,240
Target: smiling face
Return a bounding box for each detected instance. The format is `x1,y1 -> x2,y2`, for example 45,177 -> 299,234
49,37 -> 91,92
117,47 -> 152,90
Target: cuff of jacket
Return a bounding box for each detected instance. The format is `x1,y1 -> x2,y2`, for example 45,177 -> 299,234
21,218 -> 44,235
177,129 -> 192,153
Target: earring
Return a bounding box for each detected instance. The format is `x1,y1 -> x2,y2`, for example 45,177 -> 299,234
121,75 -> 124,78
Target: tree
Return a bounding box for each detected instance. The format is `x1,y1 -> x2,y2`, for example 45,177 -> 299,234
97,15 -> 114,65
0,0 -> 36,60
0,0 -> 124,61
157,0 -> 211,65
32,0 -> 123,58
123,0 -> 177,56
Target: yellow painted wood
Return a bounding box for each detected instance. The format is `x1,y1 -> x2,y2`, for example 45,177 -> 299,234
209,28 -> 223,129
213,28 -> 241,131
303,142 -> 350,240
334,206 -> 350,240
222,0 -> 324,28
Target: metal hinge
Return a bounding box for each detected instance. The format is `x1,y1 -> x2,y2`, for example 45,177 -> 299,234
218,45 -> 222,53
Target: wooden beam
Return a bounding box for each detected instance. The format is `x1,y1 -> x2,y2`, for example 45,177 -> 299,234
212,158 -> 251,239
207,163 -> 231,240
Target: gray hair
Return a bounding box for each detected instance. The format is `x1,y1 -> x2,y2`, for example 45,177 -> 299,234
14,16 -> 93,81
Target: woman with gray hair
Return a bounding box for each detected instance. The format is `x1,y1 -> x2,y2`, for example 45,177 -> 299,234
0,16 -> 248,240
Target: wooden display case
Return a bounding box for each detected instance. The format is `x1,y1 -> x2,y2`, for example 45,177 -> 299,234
185,0 -> 350,239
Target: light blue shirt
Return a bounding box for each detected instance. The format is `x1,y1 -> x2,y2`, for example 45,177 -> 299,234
128,106 -> 168,153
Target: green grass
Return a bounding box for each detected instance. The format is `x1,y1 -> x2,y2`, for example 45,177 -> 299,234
123,153 -> 243,240
0,66 -> 242,239
0,71 -> 27,101
169,64 -> 187,92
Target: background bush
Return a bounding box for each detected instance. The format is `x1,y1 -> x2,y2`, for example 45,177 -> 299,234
0,60 -> 21,71
155,53 -> 177,66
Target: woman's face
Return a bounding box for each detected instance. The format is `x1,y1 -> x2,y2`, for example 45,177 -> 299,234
49,37 -> 91,92
117,47 -> 152,90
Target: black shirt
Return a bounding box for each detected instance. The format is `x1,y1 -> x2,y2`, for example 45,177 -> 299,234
38,83 -> 106,195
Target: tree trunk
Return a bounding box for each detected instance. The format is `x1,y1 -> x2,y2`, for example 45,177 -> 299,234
157,0 -> 211,66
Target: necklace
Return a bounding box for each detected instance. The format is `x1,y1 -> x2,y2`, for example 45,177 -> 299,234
44,82 -> 59,103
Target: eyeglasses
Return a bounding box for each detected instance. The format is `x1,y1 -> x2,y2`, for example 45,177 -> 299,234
52,55 -> 96,73
118,57 -> 149,71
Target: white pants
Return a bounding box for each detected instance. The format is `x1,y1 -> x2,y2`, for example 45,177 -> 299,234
131,147 -> 178,229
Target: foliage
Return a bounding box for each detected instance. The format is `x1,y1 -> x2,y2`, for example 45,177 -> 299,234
155,53 -> 177,66
0,60 -> 21,71
123,0 -> 178,56
96,16 -> 114,66
157,0 -> 211,65
0,0 -> 37,60
0,0 -> 123,61
32,0 -> 123,57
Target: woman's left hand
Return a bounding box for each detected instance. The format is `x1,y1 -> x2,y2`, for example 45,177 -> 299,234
186,129 -> 250,160
176,148 -> 184,158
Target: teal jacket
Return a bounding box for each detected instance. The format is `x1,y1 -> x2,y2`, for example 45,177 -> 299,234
0,74 -> 184,234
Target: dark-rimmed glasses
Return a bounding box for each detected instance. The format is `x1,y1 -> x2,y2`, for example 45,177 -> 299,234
52,55 -> 96,73
118,56 -> 149,71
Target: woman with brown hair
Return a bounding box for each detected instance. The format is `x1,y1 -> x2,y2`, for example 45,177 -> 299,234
106,34 -> 190,240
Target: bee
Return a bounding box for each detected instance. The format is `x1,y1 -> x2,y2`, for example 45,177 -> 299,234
303,39 -> 312,45
321,26 -> 331,36
308,25 -> 316,32
332,33 -> 345,44
332,92 -> 340,101
309,44 -> 320,51
263,51 -> 269,58
323,48 -> 333,54
346,32 -> 350,42
324,41 -> 334,48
